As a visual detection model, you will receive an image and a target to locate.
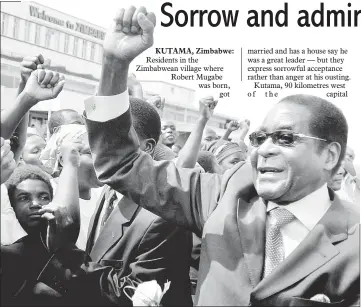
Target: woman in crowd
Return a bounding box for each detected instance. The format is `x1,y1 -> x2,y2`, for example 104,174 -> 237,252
211,140 -> 248,174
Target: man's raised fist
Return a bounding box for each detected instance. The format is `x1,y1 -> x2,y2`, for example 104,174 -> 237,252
199,96 -> 218,121
20,54 -> 45,83
103,6 -> 156,64
23,69 -> 65,105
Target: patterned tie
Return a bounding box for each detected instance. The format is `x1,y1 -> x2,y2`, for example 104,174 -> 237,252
263,207 -> 295,278
101,190 -> 118,227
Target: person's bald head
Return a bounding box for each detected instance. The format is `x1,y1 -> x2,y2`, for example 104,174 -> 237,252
161,120 -> 177,147
202,127 -> 218,145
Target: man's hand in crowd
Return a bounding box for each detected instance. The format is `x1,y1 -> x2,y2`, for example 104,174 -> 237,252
22,69 -> 65,106
1,137 -> 16,184
239,119 -> 251,134
58,141 -> 82,168
128,73 -> 143,99
103,6 -> 156,65
40,141 -> 82,252
41,202 -> 75,253
20,54 -> 45,84
199,96 -> 218,122
147,95 -> 165,111
226,120 -> 240,132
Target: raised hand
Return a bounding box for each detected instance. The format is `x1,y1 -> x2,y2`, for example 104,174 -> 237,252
239,119 -> 251,133
199,96 -> 218,121
23,69 -> 65,105
147,95 -> 165,111
226,120 -> 240,132
40,202 -> 76,253
238,119 -> 251,141
103,6 -> 156,64
1,137 -> 16,184
20,54 -> 45,83
128,72 -> 143,99
58,141 -> 82,168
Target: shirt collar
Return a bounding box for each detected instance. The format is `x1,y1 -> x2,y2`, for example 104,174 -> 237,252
105,187 -> 123,203
267,184 -> 331,231
115,191 -> 123,201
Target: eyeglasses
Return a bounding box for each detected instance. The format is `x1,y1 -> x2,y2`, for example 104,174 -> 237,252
249,130 -> 327,147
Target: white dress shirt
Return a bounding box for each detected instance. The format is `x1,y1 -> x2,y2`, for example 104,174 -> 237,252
85,90 -> 129,122
76,187 -> 103,250
267,184 -> 331,258
94,191 -> 123,242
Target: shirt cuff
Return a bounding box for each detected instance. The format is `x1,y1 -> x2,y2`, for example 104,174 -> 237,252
84,90 -> 129,122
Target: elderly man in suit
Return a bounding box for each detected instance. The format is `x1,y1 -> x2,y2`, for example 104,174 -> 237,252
82,6 -> 359,306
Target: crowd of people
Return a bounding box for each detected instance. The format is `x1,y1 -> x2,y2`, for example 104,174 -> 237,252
1,5 -> 360,307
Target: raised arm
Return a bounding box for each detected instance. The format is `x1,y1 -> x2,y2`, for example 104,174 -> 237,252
85,6 -> 221,234
176,96 -> 217,168
222,120 -> 240,141
128,72 -> 144,99
238,119 -> 251,143
2,55 -> 47,162
39,141 -> 81,253
1,55 -> 44,139
147,95 -> 165,118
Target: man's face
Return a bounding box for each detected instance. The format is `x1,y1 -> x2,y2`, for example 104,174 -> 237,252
75,134 -> 104,190
250,103 -> 327,204
202,128 -> 218,147
11,179 -> 51,231
161,121 -> 177,146
328,166 -> 346,191
22,135 -> 46,166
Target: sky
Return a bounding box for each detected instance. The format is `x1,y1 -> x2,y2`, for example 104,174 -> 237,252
34,0 -> 361,157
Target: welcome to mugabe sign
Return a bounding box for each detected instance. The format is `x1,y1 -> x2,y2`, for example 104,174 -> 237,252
29,5 -> 105,40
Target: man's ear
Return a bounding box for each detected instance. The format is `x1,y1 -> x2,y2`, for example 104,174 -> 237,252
324,142 -> 341,172
143,138 -> 157,156
57,151 -> 64,167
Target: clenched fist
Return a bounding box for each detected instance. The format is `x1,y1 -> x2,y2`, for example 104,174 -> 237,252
147,95 -> 165,111
20,54 -> 45,83
226,120 -> 240,132
199,96 -> 218,121
22,69 -> 65,105
103,6 -> 156,64
58,141 -> 83,168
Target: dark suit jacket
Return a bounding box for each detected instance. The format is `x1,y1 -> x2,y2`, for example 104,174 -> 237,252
38,187 -> 192,306
84,185 -> 193,306
85,110 -> 360,306
1,234 -> 57,306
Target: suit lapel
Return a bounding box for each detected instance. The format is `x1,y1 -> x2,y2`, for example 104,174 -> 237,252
237,197 -> 267,287
85,186 -> 108,255
90,196 -> 139,262
252,192 -> 349,301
